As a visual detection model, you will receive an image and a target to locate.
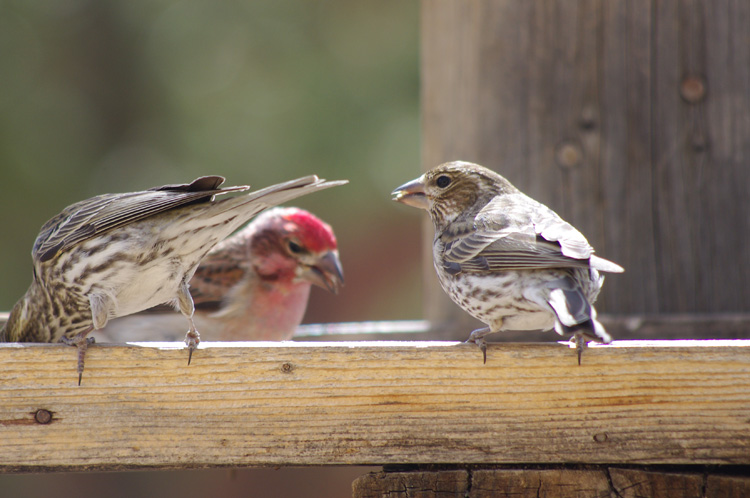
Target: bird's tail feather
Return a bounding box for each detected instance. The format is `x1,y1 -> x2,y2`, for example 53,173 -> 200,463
547,275 -> 612,343
202,176 -> 347,236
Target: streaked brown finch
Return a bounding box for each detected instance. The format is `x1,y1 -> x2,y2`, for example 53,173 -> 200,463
1,175 -> 346,383
392,161 -> 623,364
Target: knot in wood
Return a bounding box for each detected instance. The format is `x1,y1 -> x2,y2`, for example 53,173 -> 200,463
556,142 -> 582,168
579,106 -> 598,130
680,77 -> 706,103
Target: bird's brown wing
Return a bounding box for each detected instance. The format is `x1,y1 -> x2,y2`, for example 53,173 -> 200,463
33,176 -> 248,262
187,250 -> 249,311
442,192 -> 621,273
443,231 -> 594,273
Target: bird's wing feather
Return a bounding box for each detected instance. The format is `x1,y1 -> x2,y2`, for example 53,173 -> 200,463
442,192 -> 601,272
33,176 -> 248,262
444,232 -> 595,272
187,248 -> 249,310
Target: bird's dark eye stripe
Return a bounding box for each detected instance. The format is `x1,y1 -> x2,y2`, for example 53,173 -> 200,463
436,175 -> 451,188
288,241 -> 304,253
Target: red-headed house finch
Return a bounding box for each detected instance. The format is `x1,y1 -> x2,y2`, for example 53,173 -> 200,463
0,175 -> 347,384
98,207 -> 343,342
392,161 -> 623,364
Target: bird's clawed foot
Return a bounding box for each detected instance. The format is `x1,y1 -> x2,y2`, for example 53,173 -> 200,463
184,322 -> 200,366
466,327 -> 491,364
60,331 -> 95,386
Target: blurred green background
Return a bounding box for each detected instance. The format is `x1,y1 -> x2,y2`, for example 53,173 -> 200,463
0,0 -> 419,496
0,0 -> 423,323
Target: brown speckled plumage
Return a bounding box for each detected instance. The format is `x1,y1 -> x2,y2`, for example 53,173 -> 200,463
1,175 -> 347,383
393,161 -> 623,364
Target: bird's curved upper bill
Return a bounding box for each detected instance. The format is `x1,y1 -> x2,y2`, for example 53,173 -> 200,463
301,250 -> 344,294
391,176 -> 428,209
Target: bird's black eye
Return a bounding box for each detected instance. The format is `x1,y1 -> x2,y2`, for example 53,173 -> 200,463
436,175 -> 451,188
288,241 -> 304,254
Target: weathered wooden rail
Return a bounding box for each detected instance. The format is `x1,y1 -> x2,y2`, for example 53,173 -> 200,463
1,340 -> 748,473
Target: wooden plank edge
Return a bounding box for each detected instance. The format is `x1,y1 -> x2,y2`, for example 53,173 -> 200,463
1,340 -> 749,471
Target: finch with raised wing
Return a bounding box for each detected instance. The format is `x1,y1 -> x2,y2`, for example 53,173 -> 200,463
392,161 -> 622,364
0,175 -> 347,383
99,207 -> 343,342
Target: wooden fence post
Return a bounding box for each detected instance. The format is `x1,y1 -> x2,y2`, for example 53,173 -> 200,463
420,0 -> 750,331
355,0 -> 750,495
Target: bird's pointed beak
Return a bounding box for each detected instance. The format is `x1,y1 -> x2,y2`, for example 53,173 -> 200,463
391,176 -> 429,209
301,250 -> 344,294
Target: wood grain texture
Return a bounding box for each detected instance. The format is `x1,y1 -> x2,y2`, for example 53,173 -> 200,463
421,0 -> 750,322
609,468 -> 703,498
470,469 -> 611,498
353,470 -> 469,498
705,475 -> 750,498
353,468 -> 750,498
1,340 -> 749,471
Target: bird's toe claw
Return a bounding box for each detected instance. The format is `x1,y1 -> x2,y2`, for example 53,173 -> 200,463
465,327 -> 490,364
573,333 -> 586,366
60,331 -> 95,386
466,336 -> 488,364
184,330 -> 200,365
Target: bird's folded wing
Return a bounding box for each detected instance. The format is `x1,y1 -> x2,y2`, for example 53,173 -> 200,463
443,230 -> 594,272
33,177 -> 248,262
187,255 -> 248,310
442,194 -> 599,272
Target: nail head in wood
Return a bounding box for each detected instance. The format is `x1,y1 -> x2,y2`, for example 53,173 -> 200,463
593,432 -> 608,443
34,409 -> 53,425
280,362 -> 295,373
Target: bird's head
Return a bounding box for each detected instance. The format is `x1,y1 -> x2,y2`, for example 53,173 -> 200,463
0,300 -> 27,342
0,282 -> 46,342
249,207 -> 344,294
391,161 -> 517,230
